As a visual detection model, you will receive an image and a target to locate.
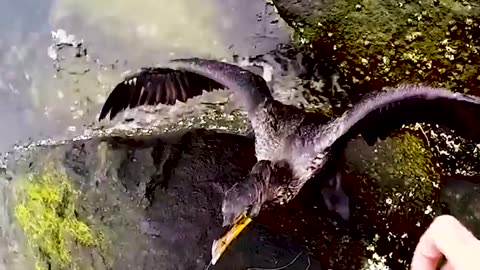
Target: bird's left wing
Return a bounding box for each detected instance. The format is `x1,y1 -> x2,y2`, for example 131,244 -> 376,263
314,85 -> 480,155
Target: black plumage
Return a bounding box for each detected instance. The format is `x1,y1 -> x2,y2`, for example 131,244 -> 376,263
99,67 -> 225,120
97,57 -> 480,265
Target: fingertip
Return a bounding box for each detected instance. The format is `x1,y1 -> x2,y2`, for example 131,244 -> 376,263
411,232 -> 442,270
410,252 -> 441,270
413,214 -> 480,270
440,261 -> 456,270
410,215 -> 459,270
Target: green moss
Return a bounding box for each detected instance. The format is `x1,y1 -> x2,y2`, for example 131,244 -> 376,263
342,131 -> 444,268
14,164 -> 104,270
366,132 -> 440,203
383,132 -> 436,179
383,132 -> 440,204
277,0 -> 480,94
346,130 -> 442,220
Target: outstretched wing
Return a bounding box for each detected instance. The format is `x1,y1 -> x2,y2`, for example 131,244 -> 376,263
98,58 -> 273,121
319,85 -> 480,151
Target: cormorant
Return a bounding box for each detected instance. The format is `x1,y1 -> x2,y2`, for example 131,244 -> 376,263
98,58 -> 480,265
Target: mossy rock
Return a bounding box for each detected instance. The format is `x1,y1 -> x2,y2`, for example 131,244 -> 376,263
339,131 -> 444,269
272,0 -> 480,94
249,129 -> 450,269
3,128 -> 328,270
347,131 -> 440,199
12,163 -> 110,270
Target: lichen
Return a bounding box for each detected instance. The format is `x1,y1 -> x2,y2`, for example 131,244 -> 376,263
275,0 -> 480,94
13,164 -> 105,270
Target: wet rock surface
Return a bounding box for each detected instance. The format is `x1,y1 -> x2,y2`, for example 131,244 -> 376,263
2,128 -> 326,270
272,0 -> 480,96
5,111 -> 480,270
260,2 -> 480,268
253,130 -> 480,269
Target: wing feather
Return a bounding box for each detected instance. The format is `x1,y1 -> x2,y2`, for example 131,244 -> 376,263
99,67 -> 225,120
320,85 -> 480,152
98,58 -> 273,121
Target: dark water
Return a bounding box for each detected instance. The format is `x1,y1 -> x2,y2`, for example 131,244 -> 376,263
0,0 -> 291,152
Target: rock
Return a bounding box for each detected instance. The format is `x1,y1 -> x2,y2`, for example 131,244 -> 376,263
4,104 -> 480,270
249,129 -> 480,269
1,128 -> 324,270
3,28 -> 480,269
271,0 -> 480,95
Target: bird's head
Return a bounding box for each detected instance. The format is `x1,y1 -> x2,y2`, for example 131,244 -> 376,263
221,160 -> 271,227
211,160 -> 294,265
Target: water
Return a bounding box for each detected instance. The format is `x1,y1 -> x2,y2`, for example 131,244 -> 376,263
0,0 -> 291,152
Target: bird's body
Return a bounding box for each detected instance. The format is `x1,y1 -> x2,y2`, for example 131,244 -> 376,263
98,57 -> 480,265
249,101 -> 338,204
99,58 -> 336,208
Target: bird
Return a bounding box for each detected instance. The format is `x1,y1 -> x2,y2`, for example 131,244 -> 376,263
98,57 -> 480,266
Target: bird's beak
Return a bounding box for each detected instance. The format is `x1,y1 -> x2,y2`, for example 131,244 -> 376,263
210,210 -> 253,265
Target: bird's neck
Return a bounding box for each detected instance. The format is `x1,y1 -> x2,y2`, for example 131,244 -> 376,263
263,160 -> 298,206
251,100 -> 306,161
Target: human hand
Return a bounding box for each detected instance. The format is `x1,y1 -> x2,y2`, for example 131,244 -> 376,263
411,215 -> 480,270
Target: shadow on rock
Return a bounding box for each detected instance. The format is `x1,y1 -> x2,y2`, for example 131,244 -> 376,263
6,126 -> 480,270
3,128 -> 324,270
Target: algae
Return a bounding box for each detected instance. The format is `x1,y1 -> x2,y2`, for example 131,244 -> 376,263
13,164 -> 106,270
274,0 -> 480,94
353,131 -> 441,216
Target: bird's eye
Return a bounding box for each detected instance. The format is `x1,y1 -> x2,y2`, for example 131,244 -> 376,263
245,205 -> 254,215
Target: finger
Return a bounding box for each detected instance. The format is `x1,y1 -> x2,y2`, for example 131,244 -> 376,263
410,232 -> 442,270
411,215 -> 480,270
411,216 -> 451,270
429,215 -> 480,270
440,261 -> 455,270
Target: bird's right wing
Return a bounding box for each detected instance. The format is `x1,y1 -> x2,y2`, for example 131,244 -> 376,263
98,58 -> 273,121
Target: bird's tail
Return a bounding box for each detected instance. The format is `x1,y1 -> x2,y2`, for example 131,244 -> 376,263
170,58 -> 274,113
